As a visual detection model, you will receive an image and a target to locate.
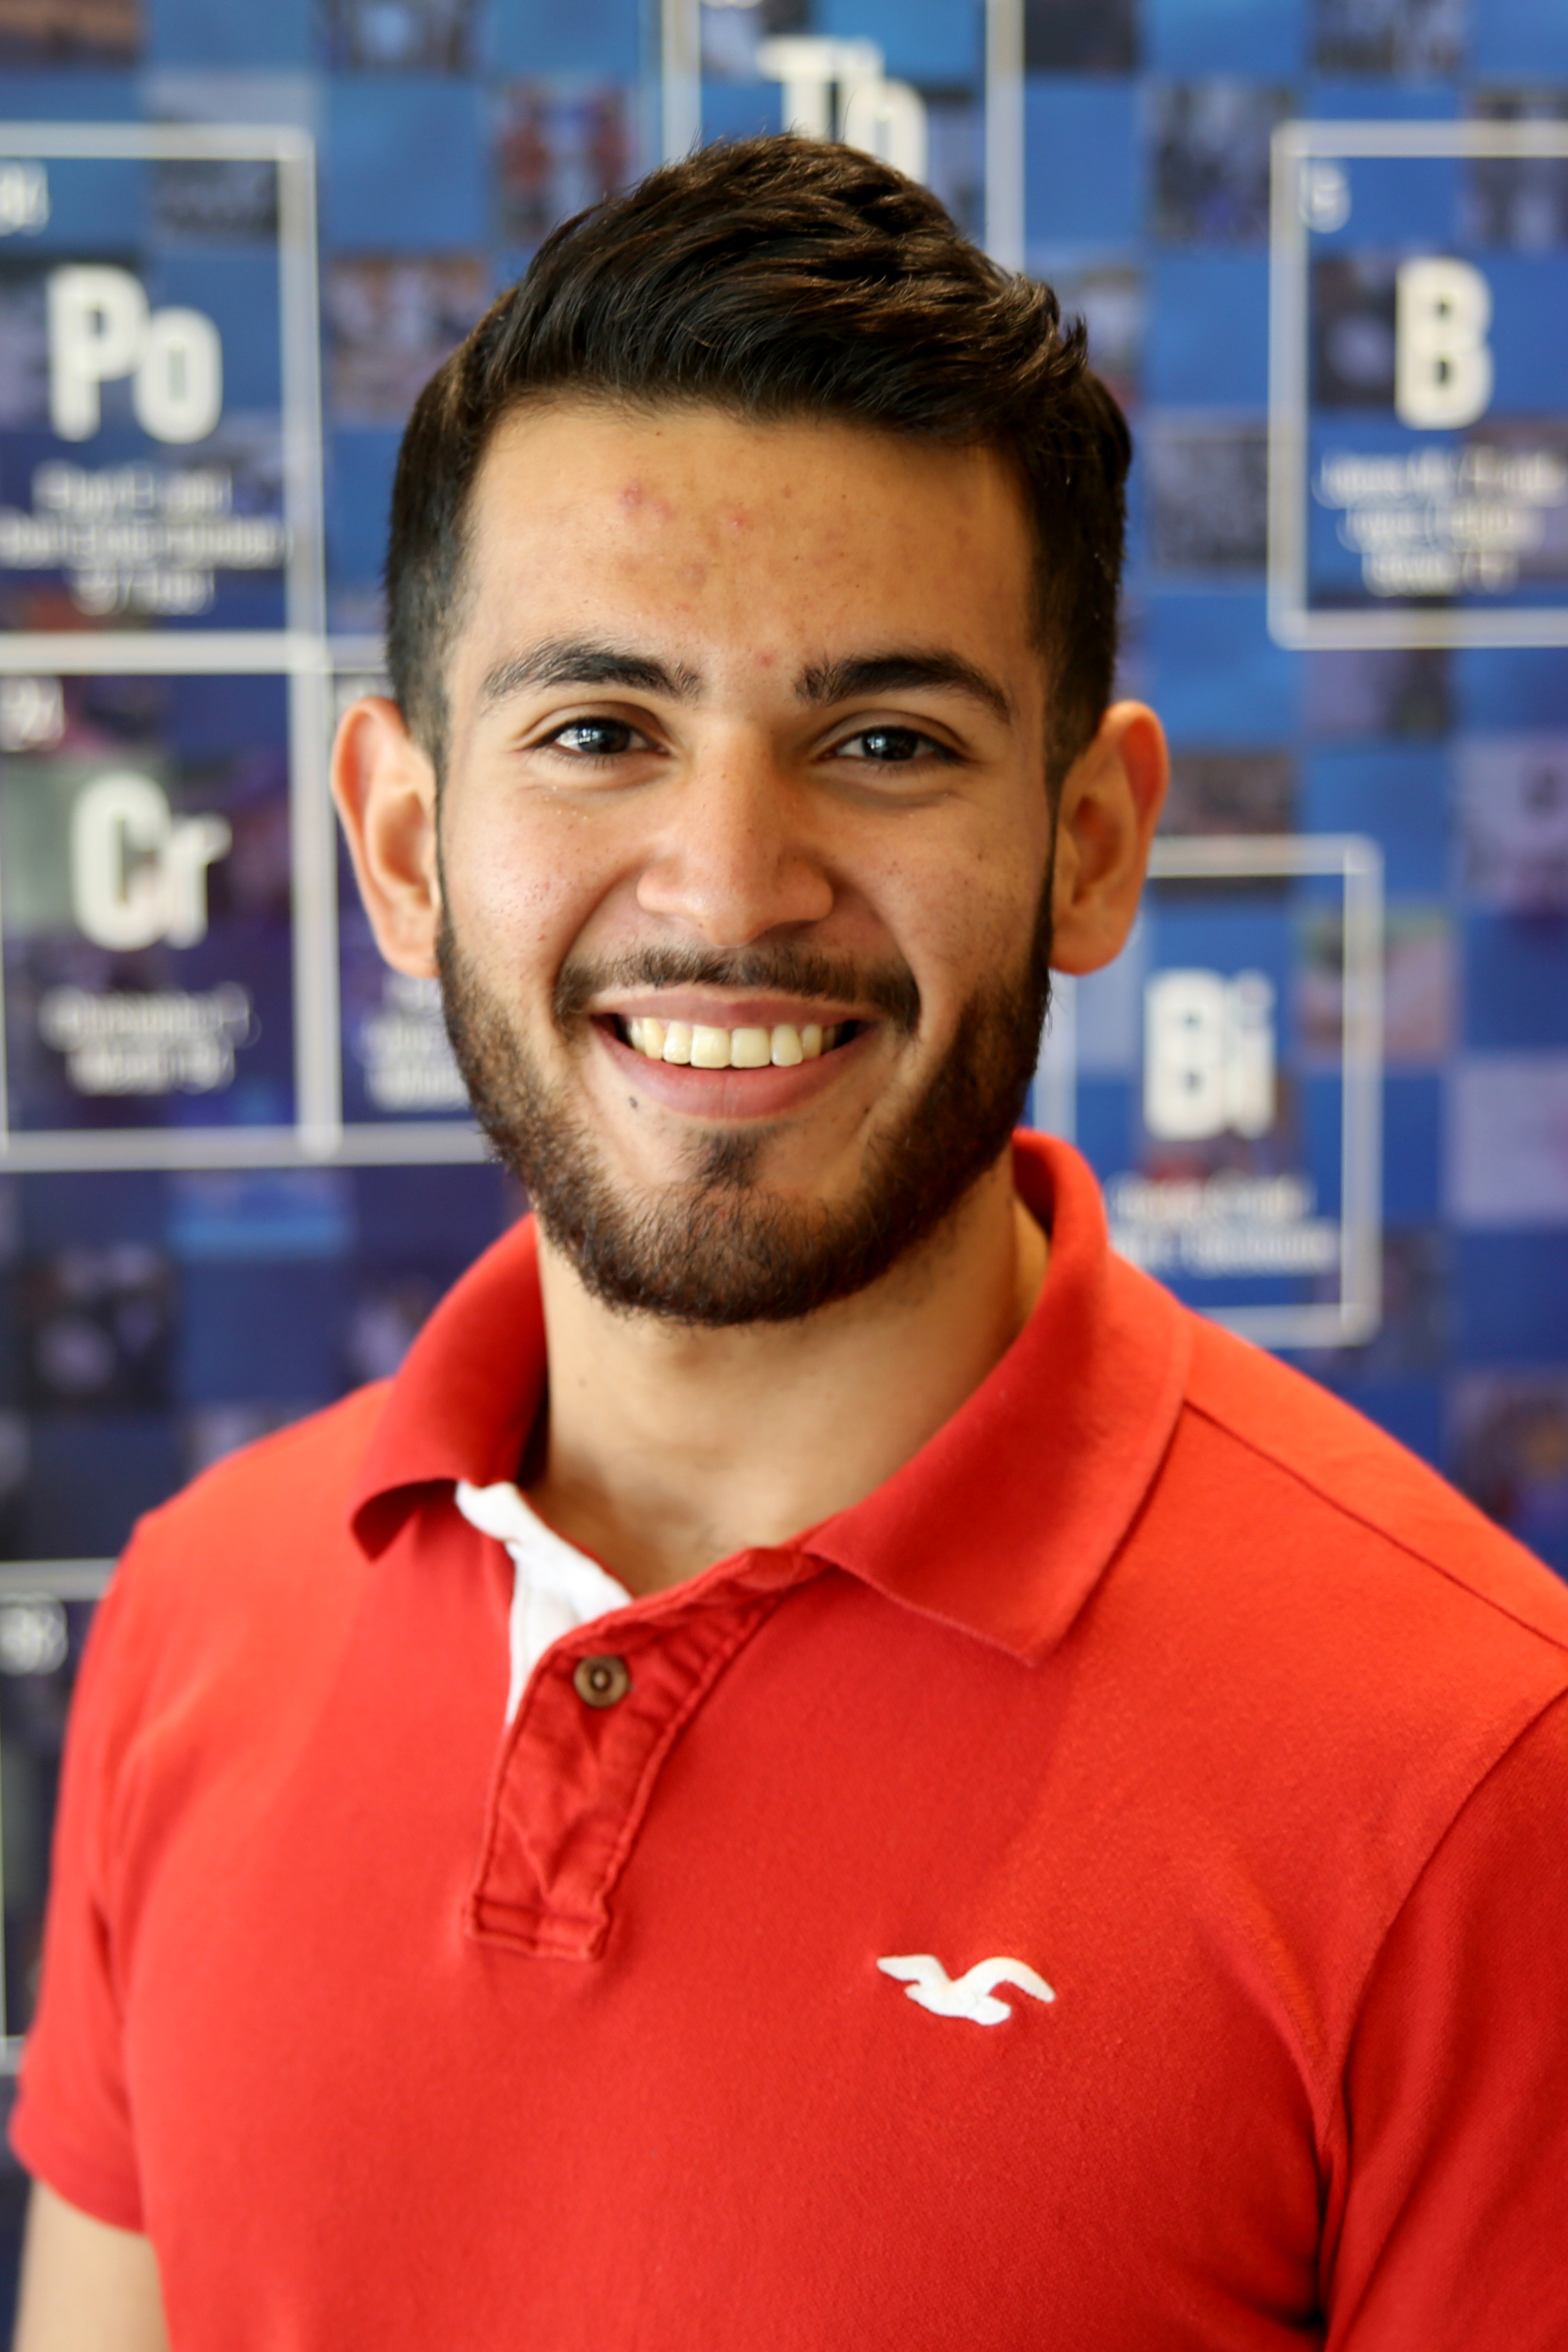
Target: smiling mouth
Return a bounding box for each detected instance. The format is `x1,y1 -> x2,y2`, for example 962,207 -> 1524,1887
613,1016 -> 857,1069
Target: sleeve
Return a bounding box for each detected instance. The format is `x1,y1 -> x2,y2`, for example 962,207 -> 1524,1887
7,1568 -> 149,2231
1324,1685 -> 1568,2350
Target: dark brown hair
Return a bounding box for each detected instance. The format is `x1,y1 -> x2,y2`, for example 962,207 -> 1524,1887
386,133 -> 1130,782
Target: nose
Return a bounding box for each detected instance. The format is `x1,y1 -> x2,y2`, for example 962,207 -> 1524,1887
634,733 -> 834,946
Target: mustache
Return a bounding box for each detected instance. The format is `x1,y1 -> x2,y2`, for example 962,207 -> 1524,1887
553,944 -> 922,1036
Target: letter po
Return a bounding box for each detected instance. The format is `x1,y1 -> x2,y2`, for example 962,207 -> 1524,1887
48,265 -> 223,444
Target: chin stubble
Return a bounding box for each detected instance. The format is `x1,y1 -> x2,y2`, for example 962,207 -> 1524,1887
436,903 -> 1053,1329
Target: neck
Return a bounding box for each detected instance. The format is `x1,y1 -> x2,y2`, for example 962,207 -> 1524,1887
526,1153 -> 1047,1593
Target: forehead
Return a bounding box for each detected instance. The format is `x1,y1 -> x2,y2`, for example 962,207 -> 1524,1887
454,400 -> 1037,683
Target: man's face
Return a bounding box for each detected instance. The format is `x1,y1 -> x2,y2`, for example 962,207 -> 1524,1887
432,401 -> 1059,1323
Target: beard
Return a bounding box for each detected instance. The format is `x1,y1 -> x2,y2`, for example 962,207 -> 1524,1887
438,891 -> 1053,1329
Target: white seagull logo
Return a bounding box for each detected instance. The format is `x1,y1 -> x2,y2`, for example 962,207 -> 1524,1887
877,1953 -> 1057,2026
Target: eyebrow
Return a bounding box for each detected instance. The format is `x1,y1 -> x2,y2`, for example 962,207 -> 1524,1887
479,640 -> 704,709
795,652 -> 1016,729
477,639 -> 1016,729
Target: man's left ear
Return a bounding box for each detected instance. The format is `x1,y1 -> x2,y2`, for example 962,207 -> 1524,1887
1048,701 -> 1168,976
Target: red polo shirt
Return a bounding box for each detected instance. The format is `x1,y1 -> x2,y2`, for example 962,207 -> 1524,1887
14,1135 -> 1568,2349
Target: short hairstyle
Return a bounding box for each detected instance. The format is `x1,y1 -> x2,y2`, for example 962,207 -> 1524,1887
386,133 -> 1131,785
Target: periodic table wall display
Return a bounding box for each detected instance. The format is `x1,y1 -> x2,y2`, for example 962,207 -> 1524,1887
0,653 -> 344,1167
1270,116 -> 1568,649
1042,834 -> 1384,1349
0,670 -> 295,1142
0,126 -> 322,655
696,0 -> 995,245
1,0 -> 1567,2300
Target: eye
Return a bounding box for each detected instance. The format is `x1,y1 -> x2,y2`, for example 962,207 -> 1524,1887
540,717 -> 650,759
835,725 -> 954,766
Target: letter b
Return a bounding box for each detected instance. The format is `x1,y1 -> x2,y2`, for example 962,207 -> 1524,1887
1395,258 -> 1493,430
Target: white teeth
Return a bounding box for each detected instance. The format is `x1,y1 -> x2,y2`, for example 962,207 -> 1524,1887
622,1015 -> 848,1067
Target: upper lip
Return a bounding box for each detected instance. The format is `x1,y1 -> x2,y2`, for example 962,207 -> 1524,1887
594,994 -> 866,1030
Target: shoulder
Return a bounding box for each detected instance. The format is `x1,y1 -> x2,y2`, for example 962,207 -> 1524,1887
138,1382 -> 389,1550
1178,1313 -> 1568,1656
99,1385 -> 393,1696
1113,1293 -> 1568,1846
1105,1308 -> 1568,2003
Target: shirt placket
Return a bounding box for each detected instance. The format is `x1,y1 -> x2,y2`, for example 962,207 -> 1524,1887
466,1554 -> 809,1960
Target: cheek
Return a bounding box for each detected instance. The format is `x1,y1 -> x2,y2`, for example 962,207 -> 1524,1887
440,793 -> 606,981
889,824 -> 1052,994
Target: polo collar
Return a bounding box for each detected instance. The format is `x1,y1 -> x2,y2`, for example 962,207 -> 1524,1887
350,1212 -> 547,1559
806,1137 -> 1191,1658
349,1134 -> 1192,1665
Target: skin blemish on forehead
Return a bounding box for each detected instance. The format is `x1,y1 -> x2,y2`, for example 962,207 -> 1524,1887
618,479 -> 675,520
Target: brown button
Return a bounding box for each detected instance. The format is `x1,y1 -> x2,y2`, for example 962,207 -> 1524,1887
572,1653 -> 632,1709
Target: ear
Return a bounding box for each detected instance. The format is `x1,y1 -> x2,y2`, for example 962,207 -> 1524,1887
1048,701 -> 1168,976
331,696 -> 443,978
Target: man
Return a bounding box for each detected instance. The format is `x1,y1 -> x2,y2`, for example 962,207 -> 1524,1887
11,137 -> 1568,2350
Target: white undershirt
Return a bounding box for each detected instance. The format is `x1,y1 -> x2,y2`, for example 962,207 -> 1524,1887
455,1479 -> 635,1724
